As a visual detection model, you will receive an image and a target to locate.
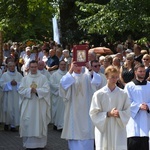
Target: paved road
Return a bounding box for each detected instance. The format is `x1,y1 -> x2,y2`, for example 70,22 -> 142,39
0,124 -> 68,150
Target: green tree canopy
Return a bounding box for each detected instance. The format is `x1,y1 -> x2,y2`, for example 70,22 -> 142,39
0,0 -> 55,42
0,0 -> 150,46
76,0 -> 150,43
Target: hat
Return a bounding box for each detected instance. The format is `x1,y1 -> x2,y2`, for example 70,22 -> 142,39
26,46 -> 31,52
125,49 -> 132,53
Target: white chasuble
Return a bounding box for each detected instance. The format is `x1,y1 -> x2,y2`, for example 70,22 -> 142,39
59,72 -> 100,140
18,72 -> 50,148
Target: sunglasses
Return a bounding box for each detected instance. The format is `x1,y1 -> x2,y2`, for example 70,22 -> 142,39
92,65 -> 100,68
143,59 -> 149,61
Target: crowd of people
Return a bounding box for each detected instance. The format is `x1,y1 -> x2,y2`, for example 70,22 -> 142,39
0,40 -> 150,150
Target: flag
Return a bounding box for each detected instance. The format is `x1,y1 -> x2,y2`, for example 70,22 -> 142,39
52,16 -> 60,44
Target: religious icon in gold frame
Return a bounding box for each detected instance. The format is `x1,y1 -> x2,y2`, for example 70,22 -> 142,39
73,45 -> 89,66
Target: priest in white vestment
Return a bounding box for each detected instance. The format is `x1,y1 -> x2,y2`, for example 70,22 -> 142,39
0,62 -> 23,131
18,60 -> 51,149
59,61 -> 102,150
124,64 -> 150,150
38,60 -> 51,81
90,65 -> 130,150
50,60 -> 67,130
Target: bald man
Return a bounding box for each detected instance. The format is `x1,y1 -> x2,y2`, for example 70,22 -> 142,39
38,61 -> 51,81
45,49 -> 59,74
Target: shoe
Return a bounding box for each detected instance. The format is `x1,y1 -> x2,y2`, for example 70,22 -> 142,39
57,129 -> 62,132
10,127 -> 18,132
4,125 -> 9,131
53,125 -> 57,130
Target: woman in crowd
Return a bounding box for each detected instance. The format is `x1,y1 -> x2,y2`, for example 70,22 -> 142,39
120,53 -> 135,88
142,54 -> 150,81
100,55 -> 112,74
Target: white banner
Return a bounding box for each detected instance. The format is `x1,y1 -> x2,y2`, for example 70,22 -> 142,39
52,16 -> 60,44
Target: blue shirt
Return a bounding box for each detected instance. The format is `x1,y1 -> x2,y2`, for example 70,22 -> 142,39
46,55 -> 59,68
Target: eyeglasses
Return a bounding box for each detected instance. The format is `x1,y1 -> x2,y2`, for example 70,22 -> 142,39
92,65 -> 100,68
143,59 -> 149,61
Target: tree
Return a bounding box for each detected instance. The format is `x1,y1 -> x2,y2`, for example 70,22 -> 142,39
58,1 -> 85,48
0,0 -> 55,42
83,0 -> 111,5
76,0 -> 150,43
1,0 -> 150,46
57,0 -> 109,48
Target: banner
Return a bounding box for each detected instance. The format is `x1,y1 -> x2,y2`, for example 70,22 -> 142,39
52,16 -> 60,44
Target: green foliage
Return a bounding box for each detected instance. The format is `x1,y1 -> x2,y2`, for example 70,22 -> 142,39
136,37 -> 148,46
83,0 -> 111,5
76,0 -> 150,42
0,0 -> 55,42
0,0 -> 150,46
58,1 -> 83,46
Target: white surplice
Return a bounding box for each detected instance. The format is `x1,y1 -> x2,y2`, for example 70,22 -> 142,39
0,70 -> 23,126
90,85 -> 130,150
124,81 -> 150,138
18,72 -> 51,149
50,69 -> 67,129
